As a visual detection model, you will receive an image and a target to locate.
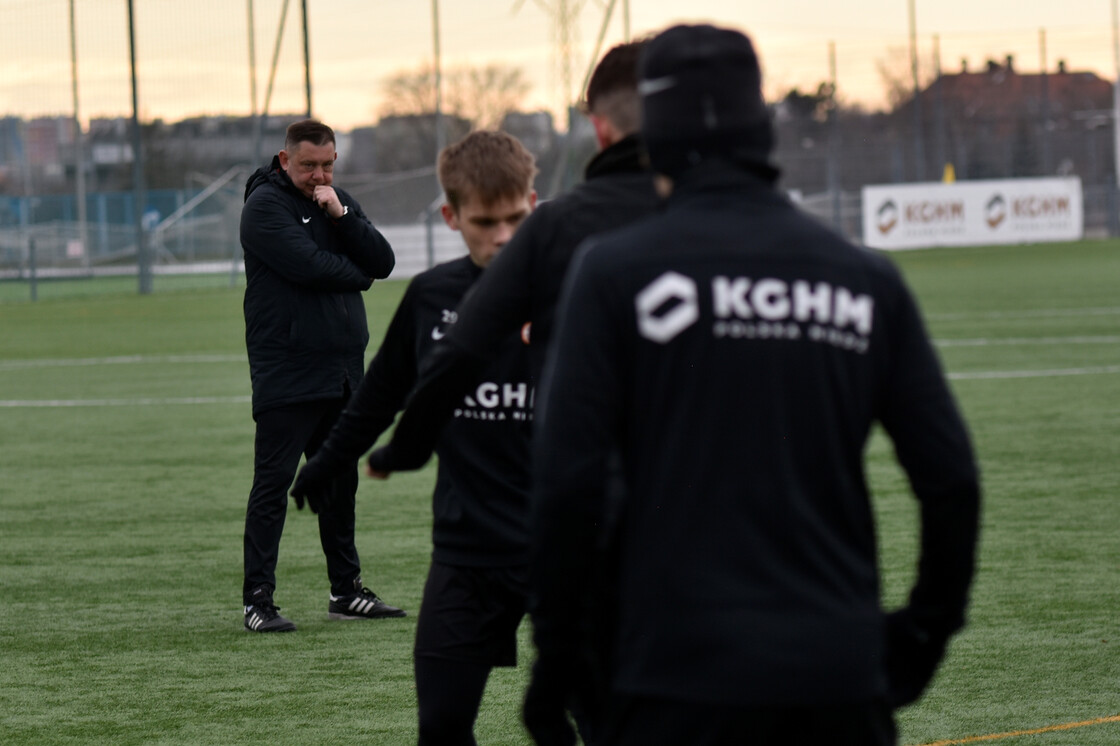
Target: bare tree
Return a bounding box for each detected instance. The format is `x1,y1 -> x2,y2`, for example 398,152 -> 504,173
877,46 -> 937,110
379,62 -> 532,130
380,66 -> 439,120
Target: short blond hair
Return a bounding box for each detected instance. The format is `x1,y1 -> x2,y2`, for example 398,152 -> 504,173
438,130 -> 537,210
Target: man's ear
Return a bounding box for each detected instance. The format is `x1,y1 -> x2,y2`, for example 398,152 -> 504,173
440,203 -> 459,231
528,190 -> 538,210
589,114 -> 618,150
278,149 -> 290,171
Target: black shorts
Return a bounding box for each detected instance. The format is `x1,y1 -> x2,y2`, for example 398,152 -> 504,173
414,561 -> 529,668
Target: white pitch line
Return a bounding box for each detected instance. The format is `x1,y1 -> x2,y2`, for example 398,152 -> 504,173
949,365 -> 1120,381
0,396 -> 251,408
0,354 -> 245,371
2,330 -> 1117,372
935,335 -> 1120,347
926,306 -> 1120,321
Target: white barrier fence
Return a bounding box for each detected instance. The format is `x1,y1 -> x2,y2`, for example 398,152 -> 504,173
861,177 -> 1084,250
378,222 -> 467,278
0,220 -> 467,282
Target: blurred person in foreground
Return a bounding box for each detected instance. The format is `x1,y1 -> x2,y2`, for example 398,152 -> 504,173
240,118 -> 401,633
291,131 -> 545,744
526,24 -> 981,745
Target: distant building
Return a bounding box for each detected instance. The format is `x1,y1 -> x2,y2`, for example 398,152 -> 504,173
342,125 -> 377,174
500,110 -> 556,158
370,113 -> 472,174
905,56 -> 1114,181
25,117 -> 75,175
0,116 -> 77,191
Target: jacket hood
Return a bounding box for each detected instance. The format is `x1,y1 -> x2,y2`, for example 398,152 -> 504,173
243,155 -> 292,202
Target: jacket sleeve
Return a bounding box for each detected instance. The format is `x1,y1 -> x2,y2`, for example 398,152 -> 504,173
877,275 -> 981,640
529,242 -> 620,661
373,211 -> 539,470
313,282 -> 422,466
240,189 -> 373,292
334,191 -> 396,279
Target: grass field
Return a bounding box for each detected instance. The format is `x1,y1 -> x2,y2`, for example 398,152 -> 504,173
2,239 -> 1119,745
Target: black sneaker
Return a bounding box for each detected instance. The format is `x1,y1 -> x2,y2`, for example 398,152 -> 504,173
328,585 -> 406,620
244,587 -> 297,632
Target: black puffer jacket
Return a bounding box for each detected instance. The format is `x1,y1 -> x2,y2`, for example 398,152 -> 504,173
241,157 -> 395,416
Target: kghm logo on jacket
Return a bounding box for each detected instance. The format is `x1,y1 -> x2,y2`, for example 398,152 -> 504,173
635,272 -> 875,354
454,382 -> 534,422
635,272 -> 700,343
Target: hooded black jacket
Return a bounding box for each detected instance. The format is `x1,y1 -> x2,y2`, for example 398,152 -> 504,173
241,156 -> 395,416
533,160 -> 980,706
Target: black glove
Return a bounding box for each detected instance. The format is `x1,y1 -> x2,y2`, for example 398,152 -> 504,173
523,656 -> 578,746
365,445 -> 394,476
885,608 -> 950,708
290,455 -> 338,514
366,442 -> 431,475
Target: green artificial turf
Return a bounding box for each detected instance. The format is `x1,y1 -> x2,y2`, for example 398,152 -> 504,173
2,239 -> 1119,745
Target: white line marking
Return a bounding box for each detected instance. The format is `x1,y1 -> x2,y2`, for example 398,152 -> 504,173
926,306 -> 1120,321
5,366 -> 1118,406
949,365 -> 1120,380
2,332 -> 1115,372
0,396 -> 250,408
936,335 -> 1120,347
2,326 -> 1117,407
0,354 -> 244,371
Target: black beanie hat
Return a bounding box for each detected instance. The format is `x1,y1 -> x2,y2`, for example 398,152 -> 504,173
639,24 -> 774,179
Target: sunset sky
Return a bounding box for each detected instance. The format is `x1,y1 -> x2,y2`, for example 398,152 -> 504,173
1,0 -> 1117,130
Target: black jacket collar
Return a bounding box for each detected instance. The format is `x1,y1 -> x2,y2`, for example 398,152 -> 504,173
584,134 -> 649,181
666,158 -> 783,206
243,155 -> 303,202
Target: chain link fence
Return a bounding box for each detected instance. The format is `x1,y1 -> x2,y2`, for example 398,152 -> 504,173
1,1 -> 1117,299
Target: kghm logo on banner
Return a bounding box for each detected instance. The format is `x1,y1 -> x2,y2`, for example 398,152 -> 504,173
877,200 -> 899,235
986,194 -> 1006,229
861,177 -> 1083,250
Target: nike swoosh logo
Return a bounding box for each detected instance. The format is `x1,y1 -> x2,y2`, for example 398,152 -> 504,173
301,217 -> 311,224
431,327 -> 445,340
638,76 -> 677,96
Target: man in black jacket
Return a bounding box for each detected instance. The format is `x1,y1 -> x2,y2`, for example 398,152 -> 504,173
528,25 -> 982,745
362,39 -> 659,476
290,131 -> 539,744
240,118 -> 401,633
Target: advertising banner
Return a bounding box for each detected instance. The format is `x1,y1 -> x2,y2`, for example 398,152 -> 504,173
861,177 -> 1083,250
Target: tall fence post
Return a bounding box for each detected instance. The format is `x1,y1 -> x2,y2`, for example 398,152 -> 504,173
28,236 -> 38,302
1110,182 -> 1120,237
424,206 -> 436,270
127,0 -> 151,294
